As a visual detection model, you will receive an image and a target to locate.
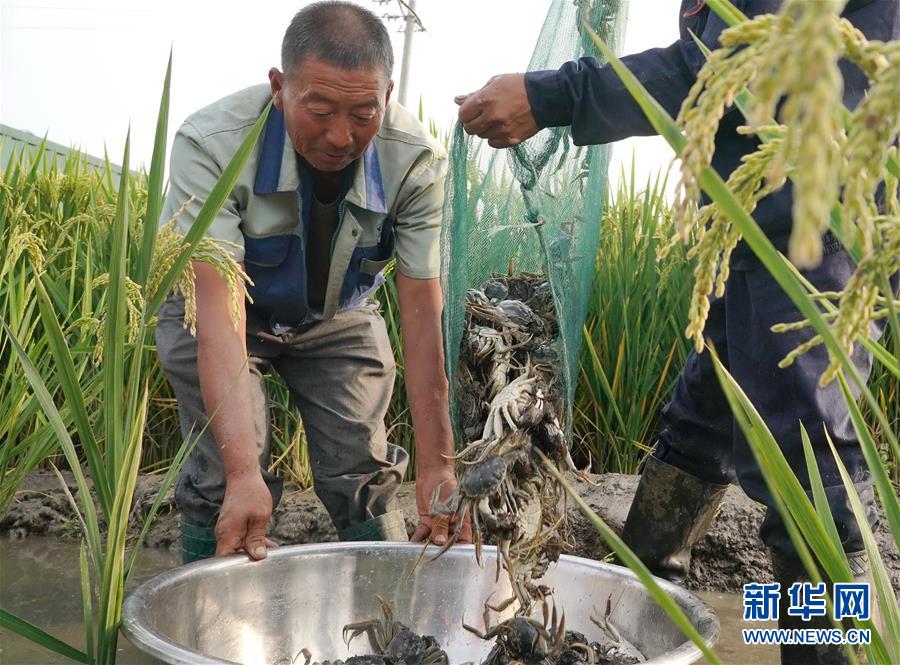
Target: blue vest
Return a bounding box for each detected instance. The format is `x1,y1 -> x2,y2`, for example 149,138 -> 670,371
244,108 -> 395,328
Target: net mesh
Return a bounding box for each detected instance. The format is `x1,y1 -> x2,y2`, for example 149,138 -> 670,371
441,0 -> 628,438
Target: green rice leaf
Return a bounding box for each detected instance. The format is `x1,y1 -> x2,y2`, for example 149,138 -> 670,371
824,430 -> 897,663
707,346 -> 848,582
98,381 -> 148,663
104,130 -> 131,483
0,609 -> 91,664
704,0 -> 748,26
799,425 -> 844,553
582,325 -> 627,433
837,374 -> 900,558
0,319 -> 103,572
79,542 -> 95,661
878,274 -> 900,361
35,277 -> 110,514
137,48 -> 172,285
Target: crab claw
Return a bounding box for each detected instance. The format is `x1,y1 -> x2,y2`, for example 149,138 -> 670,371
428,480 -> 460,517
427,502 -> 470,562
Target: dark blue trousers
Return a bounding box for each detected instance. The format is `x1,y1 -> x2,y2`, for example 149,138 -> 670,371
655,249 -> 880,557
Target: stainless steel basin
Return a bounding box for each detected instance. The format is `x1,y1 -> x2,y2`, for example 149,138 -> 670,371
122,543 -> 718,664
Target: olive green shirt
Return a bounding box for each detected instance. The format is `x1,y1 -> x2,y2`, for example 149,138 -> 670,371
161,84 -> 448,320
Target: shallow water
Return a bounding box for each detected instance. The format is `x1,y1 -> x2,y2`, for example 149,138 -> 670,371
0,537 -> 178,664
0,538 -> 777,664
696,591 -> 779,665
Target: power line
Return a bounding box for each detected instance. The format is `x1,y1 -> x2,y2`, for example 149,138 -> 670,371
1,24 -> 140,30
1,4 -> 150,12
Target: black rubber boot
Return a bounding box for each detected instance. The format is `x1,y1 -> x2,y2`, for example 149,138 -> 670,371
620,455 -> 729,584
771,549 -> 874,665
180,520 -> 217,564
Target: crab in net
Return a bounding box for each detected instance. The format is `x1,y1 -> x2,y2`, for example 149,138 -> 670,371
431,272 -> 595,616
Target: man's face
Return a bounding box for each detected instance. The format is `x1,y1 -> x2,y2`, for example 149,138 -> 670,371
269,59 -> 392,173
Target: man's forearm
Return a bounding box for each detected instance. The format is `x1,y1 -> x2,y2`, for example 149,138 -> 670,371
193,261 -> 259,478
396,274 -> 454,470
197,333 -> 259,477
403,329 -> 454,470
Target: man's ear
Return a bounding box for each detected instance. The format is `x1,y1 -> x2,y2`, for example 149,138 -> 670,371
269,68 -> 285,111
384,80 -> 394,107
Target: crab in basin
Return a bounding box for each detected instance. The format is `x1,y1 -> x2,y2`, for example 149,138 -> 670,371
589,599 -> 645,664
464,598 -> 567,665
297,650 -> 388,665
342,597 -> 448,665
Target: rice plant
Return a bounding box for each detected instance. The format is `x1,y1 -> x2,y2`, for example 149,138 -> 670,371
0,144 -> 187,501
574,166 -> 692,473
0,55 -> 272,664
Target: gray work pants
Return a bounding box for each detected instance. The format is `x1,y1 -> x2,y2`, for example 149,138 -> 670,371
155,295 -> 408,535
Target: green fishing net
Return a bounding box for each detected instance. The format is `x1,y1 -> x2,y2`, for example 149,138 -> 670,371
441,0 -> 628,439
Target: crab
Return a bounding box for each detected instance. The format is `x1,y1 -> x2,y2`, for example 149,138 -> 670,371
467,326 -> 510,363
497,299 -> 543,332
296,649 -> 387,665
481,374 -> 543,443
482,279 -> 509,301
466,326 -> 517,397
553,631 -> 599,665
466,288 -> 492,307
342,596 -> 406,654
460,382 -> 487,440
341,597 -> 449,665
428,453 -> 509,560
589,598 -> 645,664
383,630 -> 448,665
464,320 -> 534,399
463,598 -> 567,665
501,272 -> 542,302
468,300 -> 518,329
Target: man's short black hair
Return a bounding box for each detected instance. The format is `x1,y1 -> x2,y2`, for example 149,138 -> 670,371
282,1 -> 394,79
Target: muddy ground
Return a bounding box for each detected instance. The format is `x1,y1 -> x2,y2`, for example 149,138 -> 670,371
3,470 -> 898,595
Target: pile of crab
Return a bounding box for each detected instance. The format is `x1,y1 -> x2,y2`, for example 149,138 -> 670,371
428,271 -> 646,664
463,596 -> 645,665
298,595 -> 644,665
430,272 -> 584,611
298,597 -> 449,665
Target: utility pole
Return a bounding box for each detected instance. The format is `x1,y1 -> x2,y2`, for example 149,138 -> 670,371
397,0 -> 417,106
371,0 -> 425,107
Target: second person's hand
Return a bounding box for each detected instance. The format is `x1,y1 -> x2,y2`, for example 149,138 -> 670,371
455,73 -> 539,148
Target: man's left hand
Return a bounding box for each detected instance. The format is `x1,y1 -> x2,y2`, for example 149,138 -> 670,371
411,465 -> 472,546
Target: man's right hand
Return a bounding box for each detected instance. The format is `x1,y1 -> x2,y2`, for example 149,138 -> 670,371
214,468 -> 273,560
193,261 -> 274,561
